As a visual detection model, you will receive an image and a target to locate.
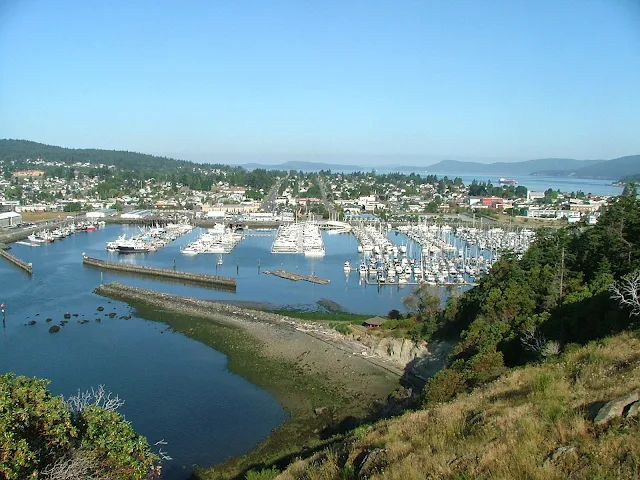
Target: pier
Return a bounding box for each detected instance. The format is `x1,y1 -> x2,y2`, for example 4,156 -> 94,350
264,269 -> 330,285
82,255 -> 236,291
0,249 -> 33,274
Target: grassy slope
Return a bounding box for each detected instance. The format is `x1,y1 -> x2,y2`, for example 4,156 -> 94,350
278,330 -> 640,480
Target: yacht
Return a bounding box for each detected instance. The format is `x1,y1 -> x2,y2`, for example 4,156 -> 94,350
117,239 -> 149,254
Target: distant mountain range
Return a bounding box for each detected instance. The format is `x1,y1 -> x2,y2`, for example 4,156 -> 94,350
244,156 -> 639,180
241,161 -> 364,172
424,158 -> 604,176
2,139 -> 637,180
531,155 -> 640,180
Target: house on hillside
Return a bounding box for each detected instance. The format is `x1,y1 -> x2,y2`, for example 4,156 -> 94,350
363,316 -> 387,329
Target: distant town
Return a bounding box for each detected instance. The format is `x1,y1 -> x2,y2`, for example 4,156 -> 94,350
0,150 -> 615,230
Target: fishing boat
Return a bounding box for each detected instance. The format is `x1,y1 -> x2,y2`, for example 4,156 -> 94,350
116,239 -> 149,254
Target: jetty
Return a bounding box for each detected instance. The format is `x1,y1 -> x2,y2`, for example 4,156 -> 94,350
263,269 -> 330,285
82,255 -> 236,291
0,249 -> 33,274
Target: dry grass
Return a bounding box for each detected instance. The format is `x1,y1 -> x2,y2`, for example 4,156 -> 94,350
277,331 -> 640,480
20,212 -> 71,221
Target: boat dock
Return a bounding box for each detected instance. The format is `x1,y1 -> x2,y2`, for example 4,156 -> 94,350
363,278 -> 477,287
82,255 -> 236,291
271,222 -> 325,256
264,269 -> 330,285
0,249 -> 33,274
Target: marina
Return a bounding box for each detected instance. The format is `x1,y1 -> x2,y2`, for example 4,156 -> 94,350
271,222 -> 326,256
180,223 -> 243,255
106,221 -> 194,253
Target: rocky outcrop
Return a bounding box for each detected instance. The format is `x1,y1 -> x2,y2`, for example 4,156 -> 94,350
594,390 -> 640,424
354,335 -> 430,367
349,334 -> 453,378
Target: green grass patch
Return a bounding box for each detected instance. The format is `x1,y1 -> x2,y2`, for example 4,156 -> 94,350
271,309 -> 372,324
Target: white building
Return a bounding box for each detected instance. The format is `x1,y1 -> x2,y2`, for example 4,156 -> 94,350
0,211 -> 22,228
86,209 -> 116,219
527,191 -> 546,201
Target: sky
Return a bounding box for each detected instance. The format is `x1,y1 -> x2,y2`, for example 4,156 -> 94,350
1,0 -> 639,165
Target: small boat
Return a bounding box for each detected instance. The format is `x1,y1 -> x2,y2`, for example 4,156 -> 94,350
343,260 -> 351,271
15,241 -> 40,247
27,234 -> 45,243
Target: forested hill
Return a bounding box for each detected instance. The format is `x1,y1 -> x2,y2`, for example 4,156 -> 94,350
0,139 -> 201,173
0,139 -> 284,192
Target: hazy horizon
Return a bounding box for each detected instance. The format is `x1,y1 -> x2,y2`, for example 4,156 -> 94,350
1,1 -> 639,162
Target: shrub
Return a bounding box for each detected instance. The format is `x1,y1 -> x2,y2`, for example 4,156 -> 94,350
423,366 -> 467,405
333,323 -> 351,335
245,466 -> 281,480
0,374 -> 156,480
466,350 -> 506,387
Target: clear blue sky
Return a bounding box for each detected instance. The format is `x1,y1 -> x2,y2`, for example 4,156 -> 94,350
1,0 -> 639,165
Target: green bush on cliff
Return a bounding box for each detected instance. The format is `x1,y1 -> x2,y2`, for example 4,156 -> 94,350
0,373 -> 157,480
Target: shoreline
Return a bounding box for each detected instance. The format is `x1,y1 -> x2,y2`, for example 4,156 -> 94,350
94,282 -> 402,479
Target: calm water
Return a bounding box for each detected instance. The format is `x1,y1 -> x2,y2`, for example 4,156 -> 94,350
373,168 -> 623,197
0,227 -> 293,479
451,174 -> 623,197
77,225 -> 415,313
0,225 -> 419,478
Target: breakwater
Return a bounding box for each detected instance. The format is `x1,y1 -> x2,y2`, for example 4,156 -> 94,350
83,256 -> 236,291
264,269 -> 331,284
0,249 -> 33,274
95,282 -> 403,376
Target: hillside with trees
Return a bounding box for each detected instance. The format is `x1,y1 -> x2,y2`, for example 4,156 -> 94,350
0,139 -> 284,195
254,186 -> 640,479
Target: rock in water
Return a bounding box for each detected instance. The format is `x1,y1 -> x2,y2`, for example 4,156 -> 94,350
49,325 -> 61,333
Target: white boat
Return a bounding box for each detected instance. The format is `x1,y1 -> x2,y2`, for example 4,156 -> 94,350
344,261 -> 351,271
180,246 -> 200,256
16,241 -> 39,247
27,234 -> 45,243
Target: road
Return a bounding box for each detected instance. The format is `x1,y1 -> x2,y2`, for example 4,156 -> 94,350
261,177 -> 283,212
315,175 -> 337,217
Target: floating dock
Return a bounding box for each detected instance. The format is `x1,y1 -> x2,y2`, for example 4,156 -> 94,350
82,255 -> 236,291
0,249 -> 33,274
263,269 -> 330,285
363,278 -> 477,287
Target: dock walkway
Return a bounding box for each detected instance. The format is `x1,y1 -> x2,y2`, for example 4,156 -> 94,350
263,269 -> 330,285
82,255 -> 236,290
0,249 -> 33,274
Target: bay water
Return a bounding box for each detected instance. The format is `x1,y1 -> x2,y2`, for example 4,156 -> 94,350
0,225 -> 414,478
